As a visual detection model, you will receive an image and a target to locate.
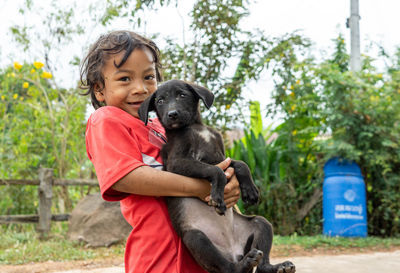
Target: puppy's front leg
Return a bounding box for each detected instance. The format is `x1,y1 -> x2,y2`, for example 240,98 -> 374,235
166,159 -> 227,214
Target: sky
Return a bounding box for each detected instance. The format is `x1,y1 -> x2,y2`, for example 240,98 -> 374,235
1,0 -> 400,125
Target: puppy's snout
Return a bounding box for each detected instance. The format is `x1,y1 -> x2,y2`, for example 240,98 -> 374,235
168,110 -> 179,120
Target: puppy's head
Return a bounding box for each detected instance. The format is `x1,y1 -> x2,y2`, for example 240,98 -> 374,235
139,80 -> 214,130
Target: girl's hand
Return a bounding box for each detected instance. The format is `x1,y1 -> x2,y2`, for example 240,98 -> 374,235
222,167 -> 240,208
205,158 -> 241,208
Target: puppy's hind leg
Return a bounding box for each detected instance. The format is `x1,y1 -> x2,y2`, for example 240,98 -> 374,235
248,217 -> 296,273
183,229 -> 262,273
230,160 -> 259,205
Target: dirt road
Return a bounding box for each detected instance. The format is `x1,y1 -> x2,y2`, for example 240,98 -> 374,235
272,250 -> 400,273
2,250 -> 400,273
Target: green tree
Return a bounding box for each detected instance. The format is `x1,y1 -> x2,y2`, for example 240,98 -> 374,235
262,34 -> 400,236
0,61 -> 89,214
160,0 -> 270,128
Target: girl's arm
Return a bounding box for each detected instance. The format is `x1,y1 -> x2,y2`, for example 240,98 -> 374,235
111,158 -> 240,208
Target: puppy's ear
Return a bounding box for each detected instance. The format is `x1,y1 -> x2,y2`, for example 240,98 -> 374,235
138,92 -> 156,125
187,83 -> 214,109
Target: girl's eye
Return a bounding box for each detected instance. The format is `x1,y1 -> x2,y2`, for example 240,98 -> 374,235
145,75 -> 155,81
119,76 -> 130,82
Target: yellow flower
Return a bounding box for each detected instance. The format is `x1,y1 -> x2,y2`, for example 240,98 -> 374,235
20,97 -> 24,101
292,130 -> 297,136
369,95 -> 380,103
14,62 -> 23,70
11,72 -> 16,78
290,92 -> 295,98
33,61 -> 44,69
291,104 -> 296,111
23,82 -> 29,88
397,89 -> 400,94
296,80 -> 301,85
41,71 -> 53,79
30,68 -> 36,74
13,94 -> 18,99
1,95 -> 5,101
225,104 -> 231,110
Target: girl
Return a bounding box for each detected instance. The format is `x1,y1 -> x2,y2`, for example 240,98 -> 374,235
81,30 -> 240,273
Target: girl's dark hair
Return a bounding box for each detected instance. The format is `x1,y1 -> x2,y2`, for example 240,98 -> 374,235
80,30 -> 163,109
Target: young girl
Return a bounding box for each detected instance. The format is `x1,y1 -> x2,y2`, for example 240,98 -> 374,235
81,30 -> 240,273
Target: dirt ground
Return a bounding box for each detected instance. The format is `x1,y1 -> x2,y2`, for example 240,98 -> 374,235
279,250 -> 400,273
1,247 -> 400,273
0,258 -> 124,273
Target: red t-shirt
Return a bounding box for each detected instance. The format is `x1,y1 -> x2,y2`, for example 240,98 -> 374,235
85,106 -> 207,273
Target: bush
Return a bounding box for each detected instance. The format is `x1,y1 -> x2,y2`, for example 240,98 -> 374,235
0,62 -> 91,215
228,35 -> 400,237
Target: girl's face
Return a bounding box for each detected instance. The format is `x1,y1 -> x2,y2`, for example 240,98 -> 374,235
95,48 -> 157,118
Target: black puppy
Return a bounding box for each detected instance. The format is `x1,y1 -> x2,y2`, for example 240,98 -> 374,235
139,80 -> 295,273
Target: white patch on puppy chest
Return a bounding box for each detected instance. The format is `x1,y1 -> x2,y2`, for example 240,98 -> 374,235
198,128 -> 213,142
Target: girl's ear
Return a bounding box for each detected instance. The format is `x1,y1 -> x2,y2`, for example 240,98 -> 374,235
94,84 -> 105,102
139,92 -> 157,125
186,82 -> 214,109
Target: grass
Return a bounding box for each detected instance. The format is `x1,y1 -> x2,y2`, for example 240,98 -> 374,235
274,234 -> 400,249
0,224 -> 124,265
1,224 -> 400,265
272,234 -> 400,257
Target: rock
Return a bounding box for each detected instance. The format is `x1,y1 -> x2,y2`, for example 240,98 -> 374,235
67,193 -> 132,247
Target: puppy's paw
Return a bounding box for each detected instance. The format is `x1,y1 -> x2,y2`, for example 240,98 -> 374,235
235,248 -> 263,273
276,261 -> 296,273
209,197 -> 226,215
240,183 -> 259,205
244,248 -> 263,267
215,203 -> 227,215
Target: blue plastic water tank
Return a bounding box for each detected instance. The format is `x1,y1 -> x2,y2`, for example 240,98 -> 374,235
323,158 -> 367,237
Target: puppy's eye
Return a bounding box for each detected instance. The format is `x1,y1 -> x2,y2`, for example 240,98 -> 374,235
179,93 -> 187,98
157,99 -> 164,105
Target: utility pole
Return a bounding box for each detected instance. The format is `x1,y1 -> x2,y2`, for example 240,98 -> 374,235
348,0 -> 361,72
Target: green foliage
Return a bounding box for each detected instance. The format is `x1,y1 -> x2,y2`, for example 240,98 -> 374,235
264,34 -> 400,237
99,0 -> 177,26
160,0 -> 271,128
227,120 -> 323,235
228,34 -> 400,237
11,1 -> 85,74
249,101 -> 263,136
0,62 -> 90,214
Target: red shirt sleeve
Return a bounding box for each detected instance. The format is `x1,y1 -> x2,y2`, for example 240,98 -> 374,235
86,112 -> 146,201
